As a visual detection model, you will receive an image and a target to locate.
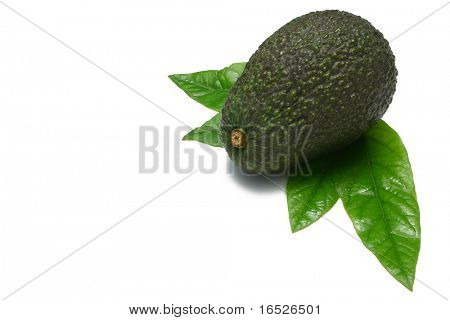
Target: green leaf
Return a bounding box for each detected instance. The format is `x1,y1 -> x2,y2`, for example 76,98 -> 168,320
169,62 -> 246,111
183,113 -> 223,147
333,120 -> 420,290
287,156 -> 339,232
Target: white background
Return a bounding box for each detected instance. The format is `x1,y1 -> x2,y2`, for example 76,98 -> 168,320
0,0 -> 449,318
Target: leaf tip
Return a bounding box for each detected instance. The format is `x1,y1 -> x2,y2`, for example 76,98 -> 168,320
181,133 -> 192,141
168,74 -> 182,84
290,220 -> 309,234
403,278 -> 415,292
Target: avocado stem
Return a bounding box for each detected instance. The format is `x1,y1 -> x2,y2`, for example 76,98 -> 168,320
231,129 -> 247,148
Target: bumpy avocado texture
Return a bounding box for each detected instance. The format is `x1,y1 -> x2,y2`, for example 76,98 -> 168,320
220,10 -> 397,174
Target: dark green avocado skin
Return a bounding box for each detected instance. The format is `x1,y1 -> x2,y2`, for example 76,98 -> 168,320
220,10 -> 397,174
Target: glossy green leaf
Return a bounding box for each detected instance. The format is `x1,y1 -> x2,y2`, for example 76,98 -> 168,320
169,62 -> 246,111
333,120 -> 420,290
183,113 -> 223,147
287,156 -> 339,232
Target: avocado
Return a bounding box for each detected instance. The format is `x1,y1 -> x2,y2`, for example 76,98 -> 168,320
220,10 -> 397,174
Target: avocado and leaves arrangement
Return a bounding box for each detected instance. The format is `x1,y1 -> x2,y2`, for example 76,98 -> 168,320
169,11 -> 420,290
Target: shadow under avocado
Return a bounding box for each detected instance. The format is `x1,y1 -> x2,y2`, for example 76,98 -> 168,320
226,158 -> 287,193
